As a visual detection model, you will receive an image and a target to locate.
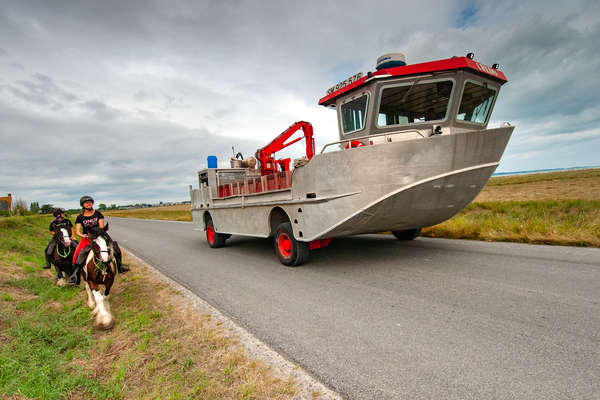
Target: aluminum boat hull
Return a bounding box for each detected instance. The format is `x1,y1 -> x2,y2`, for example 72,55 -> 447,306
191,126 -> 513,241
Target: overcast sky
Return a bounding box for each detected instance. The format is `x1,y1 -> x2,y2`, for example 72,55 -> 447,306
1,0 -> 599,209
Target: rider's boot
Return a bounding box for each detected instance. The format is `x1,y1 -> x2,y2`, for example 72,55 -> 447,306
44,241 -> 54,269
43,254 -> 52,269
113,241 -> 128,273
69,264 -> 82,285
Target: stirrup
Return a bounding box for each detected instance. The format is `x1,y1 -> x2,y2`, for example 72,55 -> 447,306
69,266 -> 81,285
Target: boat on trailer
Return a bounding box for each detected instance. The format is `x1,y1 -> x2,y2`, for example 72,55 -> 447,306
189,52 -> 514,265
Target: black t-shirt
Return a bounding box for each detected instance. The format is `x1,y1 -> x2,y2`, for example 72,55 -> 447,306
76,211 -> 104,234
49,218 -> 73,232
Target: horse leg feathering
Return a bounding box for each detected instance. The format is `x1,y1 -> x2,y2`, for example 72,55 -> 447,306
84,281 -> 96,310
92,290 -> 114,330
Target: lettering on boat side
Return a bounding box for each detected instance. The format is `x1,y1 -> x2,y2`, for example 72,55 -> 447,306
474,62 -> 498,77
326,72 -> 363,95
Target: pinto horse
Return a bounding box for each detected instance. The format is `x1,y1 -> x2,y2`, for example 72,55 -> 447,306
50,228 -> 77,286
82,226 -> 119,330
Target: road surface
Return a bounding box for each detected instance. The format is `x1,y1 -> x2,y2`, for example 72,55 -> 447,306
108,217 -> 600,400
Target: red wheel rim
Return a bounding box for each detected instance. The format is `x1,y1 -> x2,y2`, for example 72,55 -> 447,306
278,233 -> 292,258
207,224 -> 215,244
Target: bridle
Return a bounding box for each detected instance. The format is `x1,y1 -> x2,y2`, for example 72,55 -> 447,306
56,228 -> 71,258
90,234 -> 114,276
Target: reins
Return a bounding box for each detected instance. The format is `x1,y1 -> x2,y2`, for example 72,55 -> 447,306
91,235 -> 114,278
93,254 -> 108,276
56,243 -> 71,258
56,230 -> 71,258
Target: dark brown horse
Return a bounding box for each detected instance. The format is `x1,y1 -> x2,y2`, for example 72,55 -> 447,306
49,228 -> 77,286
82,226 -> 118,329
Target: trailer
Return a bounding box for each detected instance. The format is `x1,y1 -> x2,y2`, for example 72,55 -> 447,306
190,52 -> 514,266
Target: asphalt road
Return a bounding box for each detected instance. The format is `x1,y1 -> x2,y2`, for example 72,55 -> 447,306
108,217 -> 600,400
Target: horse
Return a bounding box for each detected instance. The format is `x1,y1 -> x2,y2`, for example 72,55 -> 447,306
49,228 -> 77,286
82,226 -> 119,330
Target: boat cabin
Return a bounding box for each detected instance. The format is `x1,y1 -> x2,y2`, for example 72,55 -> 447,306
318,53 -> 508,147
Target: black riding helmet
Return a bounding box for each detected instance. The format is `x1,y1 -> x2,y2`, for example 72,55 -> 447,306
53,208 -> 65,217
80,195 -> 94,206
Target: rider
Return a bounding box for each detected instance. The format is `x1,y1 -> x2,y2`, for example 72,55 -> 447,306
44,208 -> 76,269
70,195 -> 128,284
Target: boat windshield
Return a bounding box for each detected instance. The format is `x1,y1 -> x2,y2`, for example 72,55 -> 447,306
457,81 -> 496,124
377,80 -> 453,127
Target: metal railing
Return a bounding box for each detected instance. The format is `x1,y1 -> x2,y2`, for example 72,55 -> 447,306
320,129 -> 426,154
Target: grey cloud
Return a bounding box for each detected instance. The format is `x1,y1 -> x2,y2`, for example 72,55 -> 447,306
133,90 -> 149,101
81,100 -> 121,120
3,73 -> 78,109
0,95 -> 261,207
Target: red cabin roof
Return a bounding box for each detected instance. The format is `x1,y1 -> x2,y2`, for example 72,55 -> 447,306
318,56 -> 507,106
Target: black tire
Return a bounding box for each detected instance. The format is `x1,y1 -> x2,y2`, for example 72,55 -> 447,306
392,228 -> 421,241
274,222 -> 309,266
206,217 -> 226,248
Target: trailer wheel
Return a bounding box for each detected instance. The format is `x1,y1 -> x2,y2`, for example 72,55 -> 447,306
392,228 -> 421,241
206,218 -> 226,248
274,222 -> 309,266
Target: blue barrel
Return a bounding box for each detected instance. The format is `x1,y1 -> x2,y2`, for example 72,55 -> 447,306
207,155 -> 218,168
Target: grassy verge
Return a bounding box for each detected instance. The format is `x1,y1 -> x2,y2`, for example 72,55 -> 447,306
0,215 -> 297,399
422,200 -> 600,247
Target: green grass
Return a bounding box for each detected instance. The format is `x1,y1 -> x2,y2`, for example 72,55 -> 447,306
0,216 -> 119,399
1,214 -> 298,400
0,280 -> 118,399
422,199 -> 600,246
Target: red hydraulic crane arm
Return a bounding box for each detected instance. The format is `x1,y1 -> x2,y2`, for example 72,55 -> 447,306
255,121 -> 315,175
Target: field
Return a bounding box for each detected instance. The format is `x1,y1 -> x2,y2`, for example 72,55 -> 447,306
421,168 -> 600,246
0,215 -> 300,399
104,168 -> 600,247
474,168 -> 600,202
105,204 -> 192,222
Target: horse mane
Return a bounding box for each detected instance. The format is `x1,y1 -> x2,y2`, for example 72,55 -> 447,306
55,227 -> 66,237
89,227 -> 112,242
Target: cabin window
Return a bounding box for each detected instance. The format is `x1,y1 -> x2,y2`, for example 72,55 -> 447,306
457,81 -> 497,124
377,79 -> 454,127
341,94 -> 368,134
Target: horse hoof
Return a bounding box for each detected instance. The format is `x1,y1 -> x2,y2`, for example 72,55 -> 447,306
55,278 -> 66,287
94,316 -> 114,330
